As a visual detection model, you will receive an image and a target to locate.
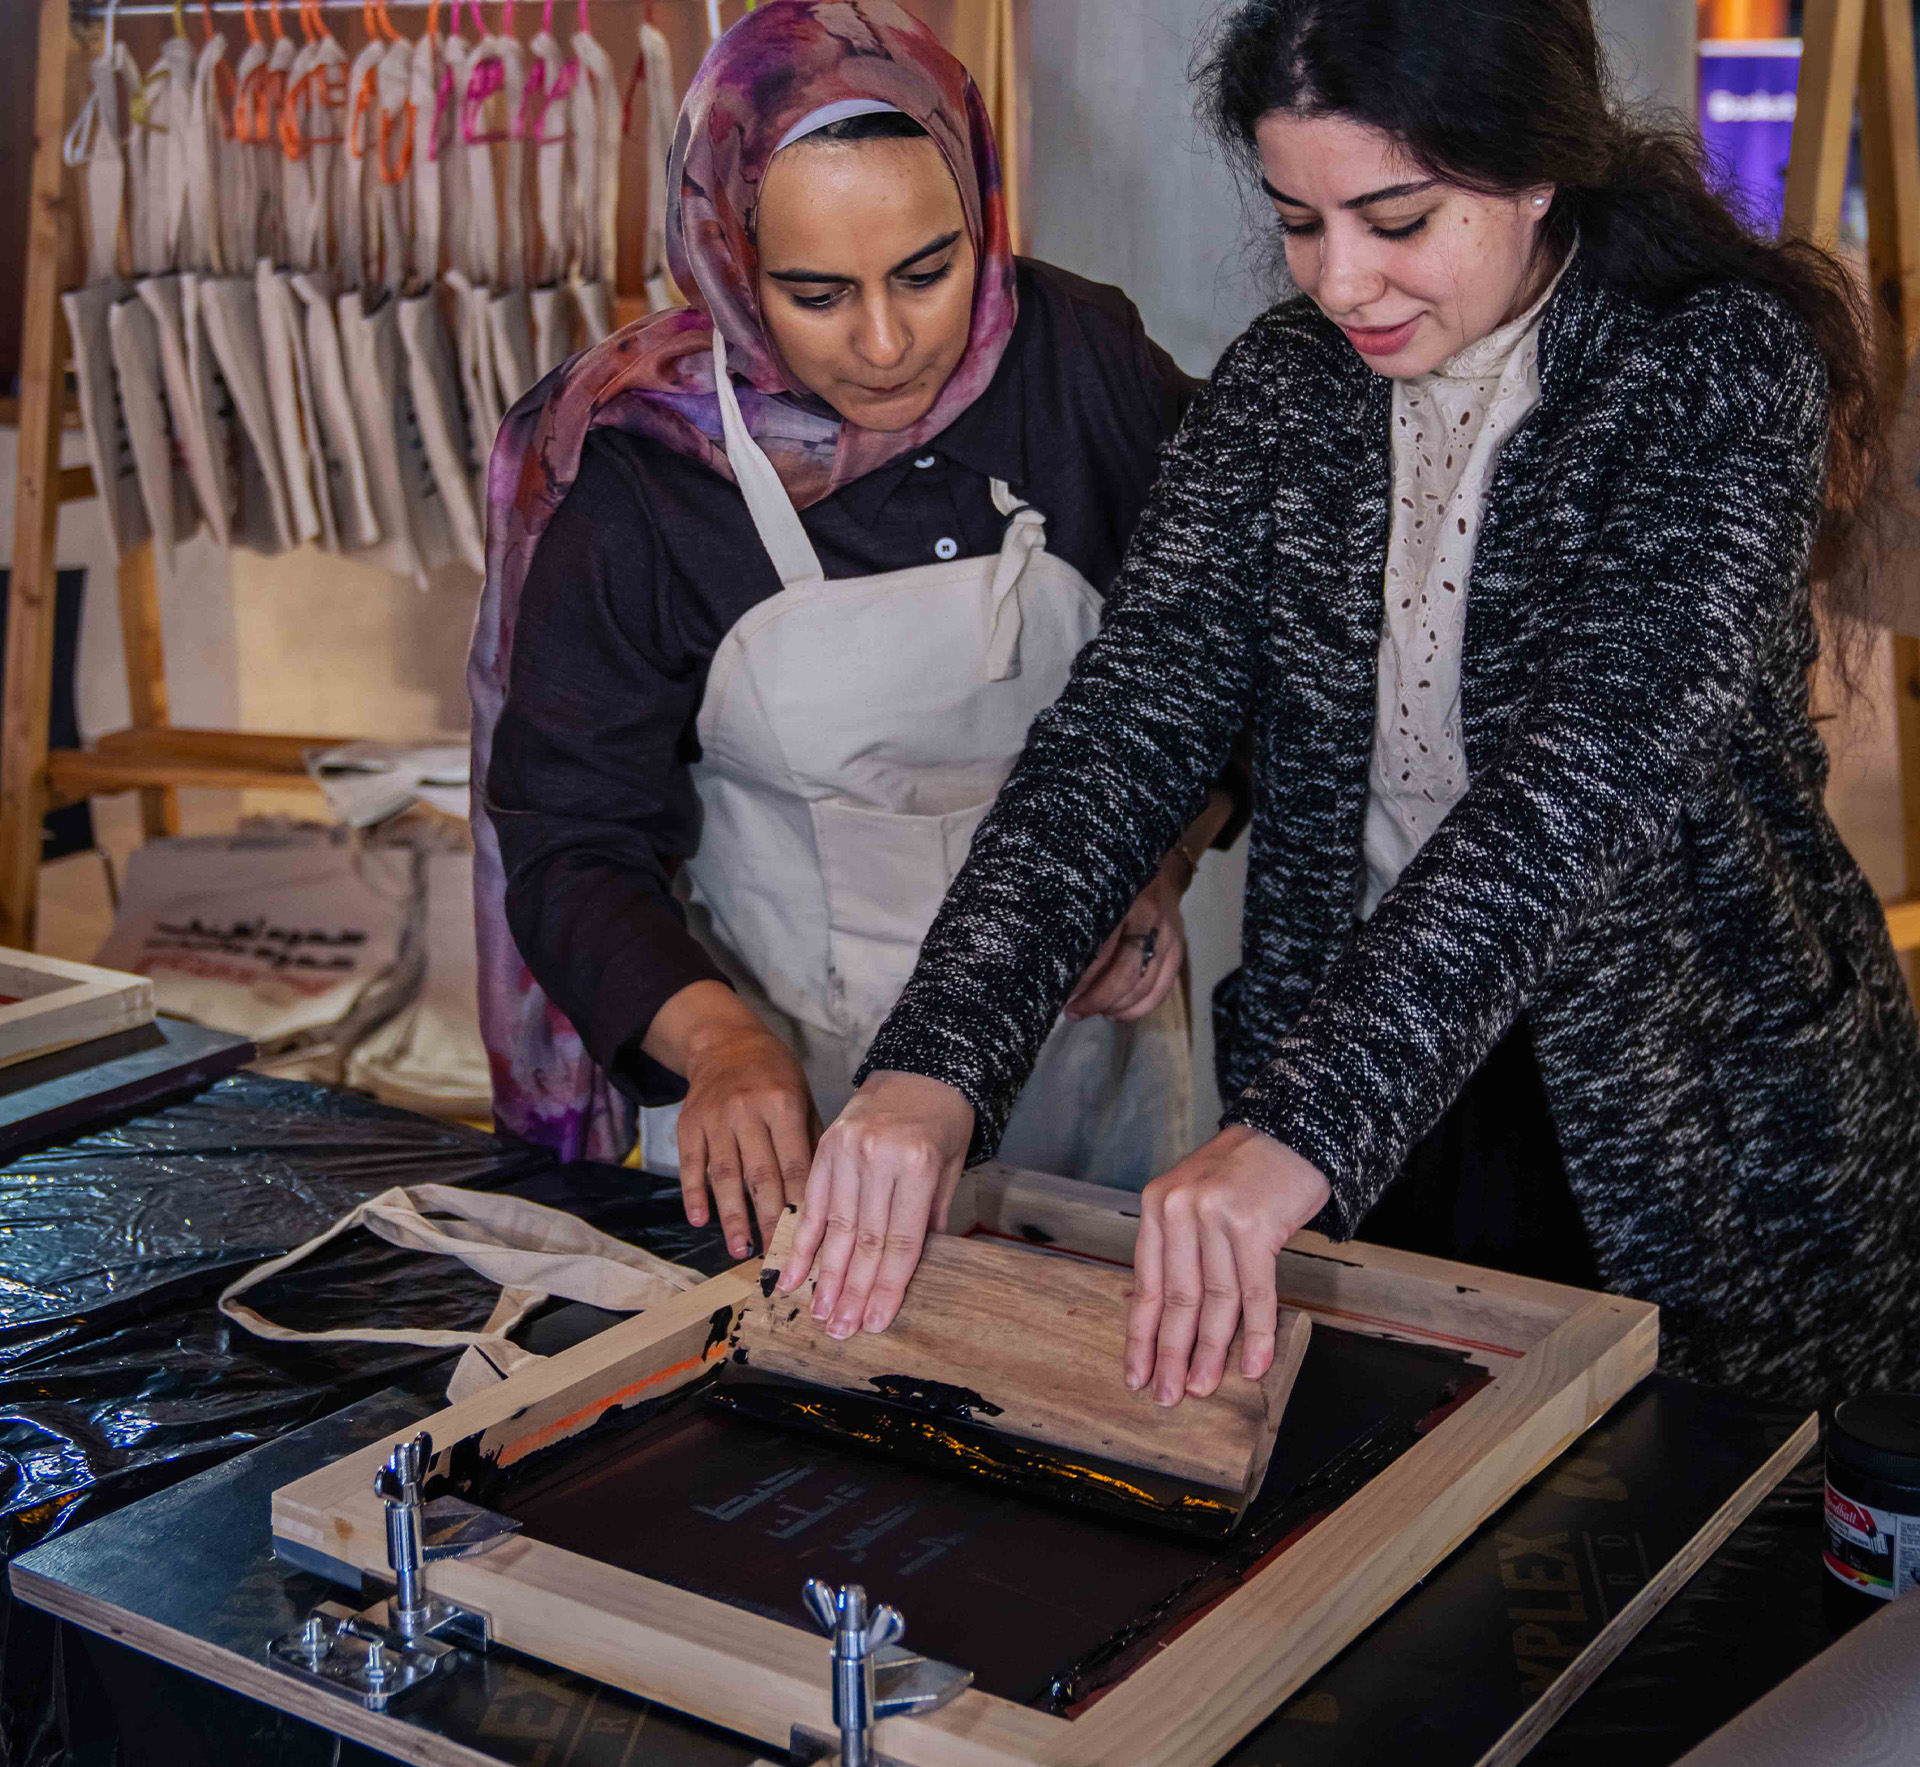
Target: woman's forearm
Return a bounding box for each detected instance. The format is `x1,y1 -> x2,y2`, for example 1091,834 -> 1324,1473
640,979 -> 765,1080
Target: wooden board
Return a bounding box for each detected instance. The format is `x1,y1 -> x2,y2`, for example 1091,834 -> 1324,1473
0,946 -> 153,1067
730,1206 -> 1311,1526
270,1163 -> 1658,1767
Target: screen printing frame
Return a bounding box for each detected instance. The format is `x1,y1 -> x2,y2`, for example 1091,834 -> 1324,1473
0,946 -> 153,1066
270,1163 -> 1660,1767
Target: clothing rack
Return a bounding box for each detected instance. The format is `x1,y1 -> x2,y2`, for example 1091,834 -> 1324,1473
1784,0 -> 1920,953
3,0 -> 1021,950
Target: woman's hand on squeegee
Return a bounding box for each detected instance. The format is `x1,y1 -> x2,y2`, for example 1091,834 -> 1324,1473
1127,1126 -> 1331,1406
645,980 -> 820,1261
781,1070 -> 976,1336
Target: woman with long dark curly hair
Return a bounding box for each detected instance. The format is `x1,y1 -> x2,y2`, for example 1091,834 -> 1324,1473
780,0 -> 1920,1410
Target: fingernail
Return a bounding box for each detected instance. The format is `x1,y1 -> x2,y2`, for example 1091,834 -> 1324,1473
731,1240 -> 750,1259
862,1308 -> 885,1332
828,1317 -> 855,1340
1155,1383 -> 1177,1407
811,1295 -> 831,1321
1124,1368 -> 1143,1390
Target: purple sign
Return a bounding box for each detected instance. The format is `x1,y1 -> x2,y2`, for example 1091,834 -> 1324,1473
1698,39 -> 1801,234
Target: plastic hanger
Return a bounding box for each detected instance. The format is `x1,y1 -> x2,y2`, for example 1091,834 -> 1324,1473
372,0 -> 416,185
428,0 -> 462,164
278,0 -> 345,158
349,0 -> 394,163
460,0 -> 514,144
520,0 -> 577,145
230,0 -> 267,144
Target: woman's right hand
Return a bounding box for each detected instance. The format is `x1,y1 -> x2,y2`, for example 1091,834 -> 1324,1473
646,981 -> 819,1259
778,1070 -> 975,1337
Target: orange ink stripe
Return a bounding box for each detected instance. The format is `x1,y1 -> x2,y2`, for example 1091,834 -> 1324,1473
495,1348 -> 722,1468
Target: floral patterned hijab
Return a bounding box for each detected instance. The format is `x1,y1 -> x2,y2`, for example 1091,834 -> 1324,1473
471,0 -> 1018,1159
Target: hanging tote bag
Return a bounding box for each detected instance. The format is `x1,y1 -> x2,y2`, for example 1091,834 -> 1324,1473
65,284 -> 150,556
638,18 -> 676,311
218,1183 -> 702,1401
337,287 -> 428,585
137,274 -> 228,545
63,37 -> 149,555
566,17 -> 619,338
397,287 -> 486,571
525,18 -> 573,377
196,273 -> 296,554
107,294 -> 199,570
293,269 -> 382,550
185,32 -> 229,277
394,37 -> 485,573
257,260 -> 333,549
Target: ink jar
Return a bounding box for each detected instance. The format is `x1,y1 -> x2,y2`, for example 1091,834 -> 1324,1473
1824,1392 -> 1920,1607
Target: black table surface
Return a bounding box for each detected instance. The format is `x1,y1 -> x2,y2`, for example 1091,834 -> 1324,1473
0,1071 -> 1860,1767
10,1366 -> 1847,1767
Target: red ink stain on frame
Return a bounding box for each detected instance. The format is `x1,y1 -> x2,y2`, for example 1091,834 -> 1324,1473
495,1347 -> 728,1469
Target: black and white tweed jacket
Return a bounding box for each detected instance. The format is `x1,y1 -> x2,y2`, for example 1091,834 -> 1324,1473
862,255 -> 1920,1406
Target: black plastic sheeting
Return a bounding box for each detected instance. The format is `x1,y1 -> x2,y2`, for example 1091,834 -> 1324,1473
0,1072 -> 734,1767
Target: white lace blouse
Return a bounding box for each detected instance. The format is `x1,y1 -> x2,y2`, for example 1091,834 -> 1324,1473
1360,263 -> 1569,918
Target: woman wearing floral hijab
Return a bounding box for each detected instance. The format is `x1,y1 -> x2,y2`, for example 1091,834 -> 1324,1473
474,0 -> 1234,1257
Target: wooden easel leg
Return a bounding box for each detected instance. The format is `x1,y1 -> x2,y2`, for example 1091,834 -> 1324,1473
1784,0 -> 1870,242
1892,638 -> 1920,897
1857,0 -> 1920,904
0,0 -> 77,953
114,541 -> 180,840
1858,0 -> 1920,388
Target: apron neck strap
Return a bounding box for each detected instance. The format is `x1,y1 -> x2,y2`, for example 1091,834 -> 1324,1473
713,329 -> 827,589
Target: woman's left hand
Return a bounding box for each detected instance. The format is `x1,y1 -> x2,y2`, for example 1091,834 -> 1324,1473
1126,1126 -> 1332,1406
1065,858 -> 1187,1023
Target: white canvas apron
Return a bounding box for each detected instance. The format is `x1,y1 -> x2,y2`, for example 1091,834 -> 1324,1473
636,337 -> 1191,1191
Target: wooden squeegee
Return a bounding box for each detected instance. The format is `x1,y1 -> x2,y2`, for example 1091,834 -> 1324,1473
712,1208 -> 1313,1537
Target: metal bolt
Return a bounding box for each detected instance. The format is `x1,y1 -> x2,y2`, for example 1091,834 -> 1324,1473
300,1615 -> 328,1660
364,1640 -> 391,1688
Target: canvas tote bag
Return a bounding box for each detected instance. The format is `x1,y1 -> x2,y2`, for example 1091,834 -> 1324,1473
218,1183 -> 701,1400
